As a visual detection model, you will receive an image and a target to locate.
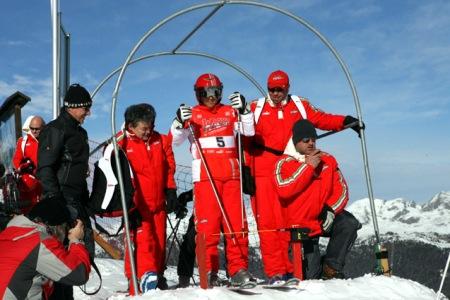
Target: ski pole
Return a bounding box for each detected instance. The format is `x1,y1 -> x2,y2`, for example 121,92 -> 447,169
166,217 -> 183,265
317,120 -> 360,140
187,124 -> 237,245
235,112 -> 245,238
436,251 -> 450,300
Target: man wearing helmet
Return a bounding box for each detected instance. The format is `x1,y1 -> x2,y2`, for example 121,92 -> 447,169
247,70 -> 364,283
171,73 -> 255,287
12,115 -> 45,214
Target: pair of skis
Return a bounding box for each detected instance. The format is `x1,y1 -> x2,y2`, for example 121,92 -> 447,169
229,278 -> 302,295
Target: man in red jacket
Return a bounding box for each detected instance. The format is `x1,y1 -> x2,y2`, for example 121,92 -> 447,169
117,103 -> 177,293
274,119 -> 360,280
247,70 -> 363,282
12,115 -> 45,214
171,73 -> 255,287
0,197 -> 91,300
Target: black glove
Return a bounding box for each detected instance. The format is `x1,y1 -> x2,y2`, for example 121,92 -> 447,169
319,205 -> 335,233
18,158 -> 35,174
165,188 -> 178,214
344,115 -> 365,137
174,189 -> 193,219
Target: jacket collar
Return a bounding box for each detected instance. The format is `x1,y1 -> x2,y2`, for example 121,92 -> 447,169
60,108 -> 81,127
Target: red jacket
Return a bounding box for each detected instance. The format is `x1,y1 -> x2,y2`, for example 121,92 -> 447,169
117,130 -> 176,216
13,134 -> 38,170
273,153 -> 348,236
249,96 -> 345,177
171,103 -> 254,182
0,215 -> 91,300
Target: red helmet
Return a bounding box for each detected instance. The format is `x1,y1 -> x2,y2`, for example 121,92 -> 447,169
19,174 -> 39,192
267,70 -> 290,90
194,73 -> 223,102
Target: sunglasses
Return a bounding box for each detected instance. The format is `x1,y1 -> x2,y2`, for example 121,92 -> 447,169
268,87 -> 286,93
197,87 -> 222,99
29,127 -> 42,131
300,137 -> 316,143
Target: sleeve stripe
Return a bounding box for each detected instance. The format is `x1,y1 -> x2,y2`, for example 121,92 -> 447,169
331,169 -> 347,211
275,157 -> 308,186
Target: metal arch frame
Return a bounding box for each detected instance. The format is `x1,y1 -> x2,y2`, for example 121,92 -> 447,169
107,1 -> 381,290
91,51 -> 266,99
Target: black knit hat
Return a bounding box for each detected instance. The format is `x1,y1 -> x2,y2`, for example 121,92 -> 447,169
63,84 -> 92,108
292,119 -> 318,145
28,197 -> 71,226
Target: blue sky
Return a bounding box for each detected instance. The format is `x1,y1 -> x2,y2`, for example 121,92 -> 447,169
1,0 -> 449,204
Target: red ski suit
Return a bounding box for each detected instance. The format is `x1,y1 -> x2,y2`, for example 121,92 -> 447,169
0,215 -> 90,300
118,130 -> 176,281
171,104 -> 255,277
12,134 -> 42,214
274,153 -> 349,235
247,95 -> 345,277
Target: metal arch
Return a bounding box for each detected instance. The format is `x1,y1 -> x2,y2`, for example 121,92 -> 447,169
108,1 -> 382,289
110,0 -> 380,242
91,51 -> 266,99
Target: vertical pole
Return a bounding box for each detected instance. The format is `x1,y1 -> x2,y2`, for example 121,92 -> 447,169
50,0 -> 60,119
436,251 -> 450,300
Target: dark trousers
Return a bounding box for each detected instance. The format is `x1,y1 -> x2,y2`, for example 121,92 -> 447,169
49,192 -> 94,300
323,210 -> 361,272
177,215 -> 196,277
301,237 -> 322,279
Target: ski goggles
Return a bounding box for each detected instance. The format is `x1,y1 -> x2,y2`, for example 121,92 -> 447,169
197,86 -> 222,99
268,87 -> 286,93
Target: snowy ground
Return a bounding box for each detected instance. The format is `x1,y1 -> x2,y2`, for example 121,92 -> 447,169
74,258 -> 446,300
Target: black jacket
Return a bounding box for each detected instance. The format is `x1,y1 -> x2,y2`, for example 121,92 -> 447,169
37,109 -> 90,200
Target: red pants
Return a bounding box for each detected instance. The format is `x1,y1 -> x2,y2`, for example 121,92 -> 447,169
252,176 -> 292,277
194,178 -> 248,277
124,210 -> 166,281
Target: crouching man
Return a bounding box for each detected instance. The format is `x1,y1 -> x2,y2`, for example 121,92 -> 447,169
0,197 -> 91,299
273,119 -> 361,280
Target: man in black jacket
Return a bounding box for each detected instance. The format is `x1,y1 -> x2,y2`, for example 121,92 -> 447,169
37,83 -> 93,300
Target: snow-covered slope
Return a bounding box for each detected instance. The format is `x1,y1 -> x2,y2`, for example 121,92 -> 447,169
74,258 -> 444,300
347,191 -> 450,248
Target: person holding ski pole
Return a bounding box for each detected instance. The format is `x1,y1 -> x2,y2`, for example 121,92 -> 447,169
117,103 -> 177,293
273,119 -> 361,280
246,70 -> 364,283
171,73 -> 255,288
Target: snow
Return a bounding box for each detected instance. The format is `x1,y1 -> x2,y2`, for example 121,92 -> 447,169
347,191 -> 450,248
73,258 -> 445,300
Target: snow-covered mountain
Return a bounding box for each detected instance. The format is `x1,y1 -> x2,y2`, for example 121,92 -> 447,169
347,191 -> 450,248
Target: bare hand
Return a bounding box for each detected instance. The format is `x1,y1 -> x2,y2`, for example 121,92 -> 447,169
305,149 -> 322,168
68,219 -> 85,242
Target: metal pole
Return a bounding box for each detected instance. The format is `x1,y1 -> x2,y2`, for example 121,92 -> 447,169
236,113 -> 245,236
171,2 -> 225,53
50,0 -> 60,119
111,136 -> 139,294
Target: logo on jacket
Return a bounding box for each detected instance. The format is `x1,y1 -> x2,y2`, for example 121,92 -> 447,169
202,118 -> 229,134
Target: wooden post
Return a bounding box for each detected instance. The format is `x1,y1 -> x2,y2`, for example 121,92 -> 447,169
93,230 -> 122,260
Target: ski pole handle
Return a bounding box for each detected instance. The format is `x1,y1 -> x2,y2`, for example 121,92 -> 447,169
317,120 -> 360,140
